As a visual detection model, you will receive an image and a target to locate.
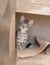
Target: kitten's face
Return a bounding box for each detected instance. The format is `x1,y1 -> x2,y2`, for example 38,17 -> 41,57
19,16 -> 34,29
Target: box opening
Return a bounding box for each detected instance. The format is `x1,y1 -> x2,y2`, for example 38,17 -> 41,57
15,12 -> 50,57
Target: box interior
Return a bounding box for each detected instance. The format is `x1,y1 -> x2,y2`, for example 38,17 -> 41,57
15,12 -> 50,50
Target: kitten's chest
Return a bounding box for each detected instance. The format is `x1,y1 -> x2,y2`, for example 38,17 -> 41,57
17,25 -> 29,43
20,25 -> 28,37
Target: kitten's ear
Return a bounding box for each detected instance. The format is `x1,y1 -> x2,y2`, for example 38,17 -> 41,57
20,16 -> 25,23
28,20 -> 34,27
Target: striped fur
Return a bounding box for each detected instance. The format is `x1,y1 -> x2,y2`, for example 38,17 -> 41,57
16,16 -> 34,49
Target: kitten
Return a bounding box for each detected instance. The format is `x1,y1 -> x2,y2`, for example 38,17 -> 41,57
16,16 -> 34,49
